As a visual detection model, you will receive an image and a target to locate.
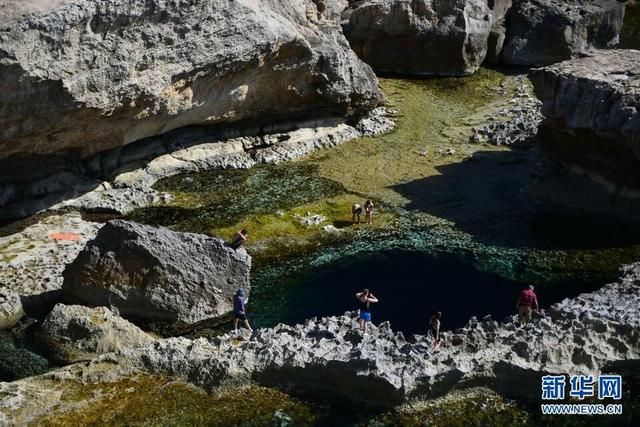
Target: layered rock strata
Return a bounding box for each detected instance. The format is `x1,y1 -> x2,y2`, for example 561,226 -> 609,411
2,107 -> 393,220
0,0 -> 384,213
62,220 -> 251,332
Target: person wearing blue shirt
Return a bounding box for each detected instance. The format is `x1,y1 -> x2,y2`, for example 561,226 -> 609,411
232,287 -> 253,335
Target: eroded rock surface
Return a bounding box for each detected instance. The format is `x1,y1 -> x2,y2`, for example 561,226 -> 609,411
529,50 -> 640,190
0,212 -> 101,329
38,304 -> 155,363
2,263 -> 639,419
0,0 -> 383,211
62,220 -> 251,332
343,0 -> 493,76
112,263 -> 640,407
502,0 -> 626,66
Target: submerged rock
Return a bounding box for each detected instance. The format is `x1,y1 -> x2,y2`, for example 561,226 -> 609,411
502,0 -> 626,66
0,0 -> 383,211
343,0 -> 493,76
38,304 -> 155,363
62,220 -> 251,332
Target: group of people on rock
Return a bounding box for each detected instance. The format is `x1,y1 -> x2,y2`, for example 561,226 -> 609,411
227,202 -> 541,341
231,284 -> 541,344
226,199 -> 375,253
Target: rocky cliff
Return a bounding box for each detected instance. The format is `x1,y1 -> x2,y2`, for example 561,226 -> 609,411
343,0 -> 493,76
0,0 -> 383,212
502,0 -> 626,66
529,50 -> 640,192
342,0 -> 627,74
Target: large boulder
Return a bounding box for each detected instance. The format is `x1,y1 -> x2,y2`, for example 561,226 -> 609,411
343,0 -> 493,76
62,220 -> 251,331
0,0 -> 383,209
37,304 -> 155,363
502,0 -> 626,66
529,50 -> 640,189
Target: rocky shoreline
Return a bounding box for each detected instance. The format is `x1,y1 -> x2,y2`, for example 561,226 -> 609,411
1,262 -> 639,422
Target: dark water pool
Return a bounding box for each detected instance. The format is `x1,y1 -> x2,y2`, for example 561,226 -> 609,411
249,250 -> 603,335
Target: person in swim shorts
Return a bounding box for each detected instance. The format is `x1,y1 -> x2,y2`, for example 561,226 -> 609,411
355,288 -> 378,333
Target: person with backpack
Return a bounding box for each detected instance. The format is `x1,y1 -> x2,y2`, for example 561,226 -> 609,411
355,288 -> 379,333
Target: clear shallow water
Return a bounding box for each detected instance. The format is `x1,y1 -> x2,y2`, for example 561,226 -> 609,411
129,69 -> 640,335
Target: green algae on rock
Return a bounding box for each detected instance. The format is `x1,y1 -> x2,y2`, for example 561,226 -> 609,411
373,388 -> 529,427
6,375 -> 317,427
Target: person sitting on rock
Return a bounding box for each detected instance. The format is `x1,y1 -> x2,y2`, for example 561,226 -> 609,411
516,285 -> 539,326
429,311 -> 442,350
232,287 -> 253,335
356,288 -> 378,334
352,203 -> 363,224
364,200 -> 374,224
229,229 -> 248,250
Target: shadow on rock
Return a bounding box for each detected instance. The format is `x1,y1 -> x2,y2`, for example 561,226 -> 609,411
391,149 -> 640,250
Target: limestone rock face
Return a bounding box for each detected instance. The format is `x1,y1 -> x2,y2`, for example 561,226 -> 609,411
343,0 -> 493,76
38,304 -> 155,363
502,0 -> 626,66
0,0 -> 383,202
529,50 -> 640,189
62,220 -> 251,331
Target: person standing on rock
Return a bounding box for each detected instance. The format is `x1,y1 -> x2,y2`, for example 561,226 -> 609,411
356,289 -> 378,333
229,229 -> 248,250
232,287 -> 253,335
429,311 -> 442,350
516,285 -> 539,326
352,203 -> 363,224
364,200 -> 374,224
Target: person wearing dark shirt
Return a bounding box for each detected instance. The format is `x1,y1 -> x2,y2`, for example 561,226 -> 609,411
355,288 -> 378,334
232,287 -> 252,335
516,285 -> 539,325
